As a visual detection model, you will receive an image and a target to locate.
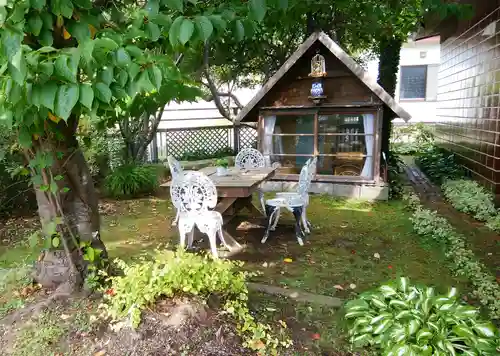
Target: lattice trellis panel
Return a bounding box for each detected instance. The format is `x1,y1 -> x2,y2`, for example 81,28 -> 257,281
238,125 -> 258,150
157,126 -> 231,159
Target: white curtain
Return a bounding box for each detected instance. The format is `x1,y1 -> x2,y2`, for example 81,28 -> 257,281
361,114 -> 374,178
263,115 -> 276,166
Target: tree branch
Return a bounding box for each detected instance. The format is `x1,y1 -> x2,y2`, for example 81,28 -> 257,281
203,43 -> 232,121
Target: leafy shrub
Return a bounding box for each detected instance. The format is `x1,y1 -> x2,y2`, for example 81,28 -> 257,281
179,147 -> 235,161
407,199 -> 500,320
486,215 -> 500,233
104,164 -> 159,199
0,133 -> 36,217
104,249 -> 291,353
442,179 -> 497,221
345,277 -> 500,355
391,123 -> 434,155
416,145 -> 465,184
387,152 -> 405,199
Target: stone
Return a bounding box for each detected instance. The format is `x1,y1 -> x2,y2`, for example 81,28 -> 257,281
360,184 -> 389,201
309,182 -> 334,195
260,181 -> 283,192
332,184 -> 361,198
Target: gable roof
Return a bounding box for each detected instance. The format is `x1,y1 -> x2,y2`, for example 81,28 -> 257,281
235,31 -> 411,122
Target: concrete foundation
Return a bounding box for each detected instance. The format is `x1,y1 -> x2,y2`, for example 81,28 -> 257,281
261,181 -> 389,201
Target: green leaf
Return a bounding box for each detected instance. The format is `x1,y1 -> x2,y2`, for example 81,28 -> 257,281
278,0 -> 288,10
379,285 -> 397,297
55,84 -> 79,120
162,0 -> 183,12
148,65 -> 162,89
146,0 -> 159,16
472,323 -> 496,338
447,287 -> 458,298
55,55 -> 76,82
407,319 -> 421,336
373,319 -> 392,334
116,48 -> 131,67
351,333 -> 371,348
18,127 -> 32,149
52,0 -> 74,18
67,21 -> 91,43
416,328 -> 432,344
2,27 -> 23,62
370,312 -> 392,325
145,22 -> 160,41
98,67 -> 114,85
138,70 -> 155,92
178,18 -> 194,45
28,13 -> 43,36
0,7 -> 6,27
195,16 -> 213,42
125,45 -> 143,59
397,277 -> 408,293
345,299 -> 369,311
128,63 -> 141,81
52,236 -> 60,248
0,108 -> 13,129
39,30 -> 54,46
40,12 -> 53,29
169,16 -> 184,47
389,300 -> 409,309
28,231 -> 40,248
208,15 -> 227,32
152,14 -> 172,27
40,82 -> 58,111
452,325 -> 475,339
117,69 -> 128,87
49,180 -> 58,193
31,0 -> 46,10
249,0 -> 267,22
79,83 -> 94,109
234,19 -> 245,42
95,82 -> 112,103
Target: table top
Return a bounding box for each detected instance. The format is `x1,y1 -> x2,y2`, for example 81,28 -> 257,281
161,166 -> 277,188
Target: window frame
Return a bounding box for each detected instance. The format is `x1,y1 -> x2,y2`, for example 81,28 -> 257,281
258,108 -> 380,182
399,65 -> 428,101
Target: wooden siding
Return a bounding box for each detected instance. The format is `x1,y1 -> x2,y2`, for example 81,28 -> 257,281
242,42 -> 379,122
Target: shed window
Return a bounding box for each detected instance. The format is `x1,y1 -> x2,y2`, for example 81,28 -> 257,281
399,65 -> 427,100
262,112 -> 375,178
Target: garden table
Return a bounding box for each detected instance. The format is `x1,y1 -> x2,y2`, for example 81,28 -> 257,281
162,166 -> 278,253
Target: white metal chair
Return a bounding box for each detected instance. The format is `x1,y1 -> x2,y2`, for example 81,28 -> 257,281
167,156 -> 183,226
261,157 -> 317,246
235,148 -> 267,214
169,171 -> 233,258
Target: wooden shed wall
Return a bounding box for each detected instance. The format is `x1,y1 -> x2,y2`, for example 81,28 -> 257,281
242,42 -> 380,122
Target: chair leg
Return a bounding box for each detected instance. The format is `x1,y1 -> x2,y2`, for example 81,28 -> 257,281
270,208 -> 281,231
187,229 -> 195,248
206,228 -> 219,258
258,189 -> 266,217
178,223 -> 191,249
262,205 -> 278,244
292,206 -> 305,246
172,211 -> 179,226
302,207 -> 310,234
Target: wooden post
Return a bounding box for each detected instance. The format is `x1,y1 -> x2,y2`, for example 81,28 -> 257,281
233,123 -> 240,153
151,132 -> 159,163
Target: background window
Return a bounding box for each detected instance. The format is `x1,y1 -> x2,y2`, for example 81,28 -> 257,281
400,65 -> 427,99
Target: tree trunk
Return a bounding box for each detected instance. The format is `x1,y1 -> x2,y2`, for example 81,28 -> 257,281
377,37 -> 402,160
33,128 -> 107,290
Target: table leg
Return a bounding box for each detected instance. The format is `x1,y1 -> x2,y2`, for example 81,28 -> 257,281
240,196 -> 265,217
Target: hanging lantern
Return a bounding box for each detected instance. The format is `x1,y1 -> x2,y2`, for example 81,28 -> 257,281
309,53 -> 327,78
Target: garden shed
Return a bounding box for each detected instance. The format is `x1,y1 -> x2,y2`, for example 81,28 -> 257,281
236,31 -> 411,200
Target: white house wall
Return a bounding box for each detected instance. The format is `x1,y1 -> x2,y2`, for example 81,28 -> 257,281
367,36 -> 441,123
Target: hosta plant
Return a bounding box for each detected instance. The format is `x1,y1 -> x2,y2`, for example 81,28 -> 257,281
345,277 -> 500,355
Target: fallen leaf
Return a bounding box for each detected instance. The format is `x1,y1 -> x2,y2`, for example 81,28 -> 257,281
333,285 -> 344,291
60,314 -> 71,320
350,250 -> 356,254
349,283 -> 357,289
311,333 -> 321,340
94,351 -> 106,356
262,262 -> 268,268
283,258 -> 293,263
373,252 -> 380,259
388,265 -> 393,270
265,307 -> 276,312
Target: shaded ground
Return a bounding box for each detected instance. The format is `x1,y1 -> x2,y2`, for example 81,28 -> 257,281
403,156 -> 500,278
0,195 -> 465,355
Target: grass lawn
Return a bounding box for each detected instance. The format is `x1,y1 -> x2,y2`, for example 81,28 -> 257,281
0,195 -> 465,354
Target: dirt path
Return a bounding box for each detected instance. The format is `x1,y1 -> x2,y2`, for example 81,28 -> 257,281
402,156 -> 500,278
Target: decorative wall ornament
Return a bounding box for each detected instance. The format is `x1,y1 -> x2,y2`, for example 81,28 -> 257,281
309,53 -> 327,78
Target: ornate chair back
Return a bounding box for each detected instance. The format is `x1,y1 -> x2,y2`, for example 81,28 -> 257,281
170,171 -> 217,214
235,148 -> 266,169
167,156 -> 183,180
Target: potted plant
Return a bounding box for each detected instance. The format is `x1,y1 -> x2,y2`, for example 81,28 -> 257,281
215,158 -> 229,176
